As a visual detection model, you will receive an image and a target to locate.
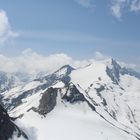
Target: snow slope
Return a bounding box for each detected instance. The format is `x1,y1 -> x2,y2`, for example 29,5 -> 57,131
15,102 -> 136,140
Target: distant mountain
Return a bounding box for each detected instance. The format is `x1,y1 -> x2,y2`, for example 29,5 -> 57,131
0,71 -> 32,93
1,58 -> 140,140
0,71 -> 23,93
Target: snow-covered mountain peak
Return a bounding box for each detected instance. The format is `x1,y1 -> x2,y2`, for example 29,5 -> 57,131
78,58 -> 140,85
1,58 -> 140,140
54,64 -> 75,77
71,62 -> 111,89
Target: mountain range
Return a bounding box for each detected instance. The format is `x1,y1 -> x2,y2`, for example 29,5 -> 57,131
0,58 -> 140,140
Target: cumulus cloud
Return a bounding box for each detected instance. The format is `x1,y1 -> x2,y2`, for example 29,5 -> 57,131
0,49 -> 72,75
93,51 -> 109,60
74,0 -> 95,9
0,49 -> 138,75
111,0 -> 125,19
110,0 -> 130,19
0,49 -> 96,75
130,0 -> 140,12
0,48 -> 94,75
0,49 -> 98,74
118,61 -> 137,69
111,0 -> 140,19
0,9 -> 18,44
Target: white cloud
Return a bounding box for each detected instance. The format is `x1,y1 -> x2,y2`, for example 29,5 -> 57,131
0,9 -> 18,44
110,0 -> 140,19
14,49 -> 72,75
0,48 -> 93,75
94,51 -> 109,60
0,49 -> 73,75
111,0 -> 129,19
74,0 -> 95,9
0,49 -> 94,75
0,49 -> 138,75
130,0 -> 140,12
118,61 -> 137,69
111,0 -> 123,18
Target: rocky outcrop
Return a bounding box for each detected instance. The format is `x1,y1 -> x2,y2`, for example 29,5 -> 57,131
106,59 -> 121,84
0,104 -> 28,140
62,83 -> 96,111
38,88 -> 58,116
62,83 -> 85,103
34,83 -> 95,116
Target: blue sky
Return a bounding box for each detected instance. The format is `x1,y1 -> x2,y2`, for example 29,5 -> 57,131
0,0 -> 140,71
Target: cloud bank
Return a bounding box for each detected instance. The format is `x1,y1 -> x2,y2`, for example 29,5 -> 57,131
0,9 -> 18,44
0,49 -> 138,75
0,49 -> 72,75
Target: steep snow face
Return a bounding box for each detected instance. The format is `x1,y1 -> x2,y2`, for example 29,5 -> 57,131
70,59 -> 140,138
71,62 -> 111,90
1,59 -> 140,140
119,74 -> 140,127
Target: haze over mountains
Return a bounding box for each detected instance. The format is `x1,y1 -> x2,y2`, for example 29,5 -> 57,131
0,57 -> 140,140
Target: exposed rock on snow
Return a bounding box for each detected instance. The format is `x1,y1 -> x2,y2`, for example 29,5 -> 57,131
62,83 -> 85,103
0,104 -> 28,140
37,87 -> 58,116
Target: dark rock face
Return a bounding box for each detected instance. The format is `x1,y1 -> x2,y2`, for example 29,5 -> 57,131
120,68 -> 140,79
0,105 -> 28,140
36,83 -> 96,116
95,85 -> 107,106
38,88 -> 58,116
106,59 -> 121,84
106,59 -> 140,84
62,83 -> 96,111
62,83 -> 85,103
